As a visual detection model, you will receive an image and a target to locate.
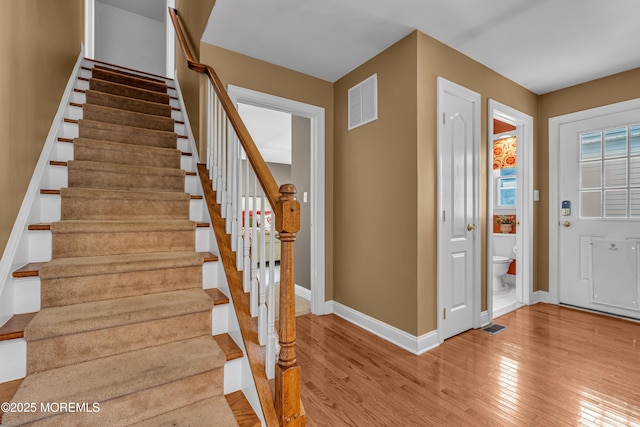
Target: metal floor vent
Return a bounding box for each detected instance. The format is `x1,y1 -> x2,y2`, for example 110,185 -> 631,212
482,323 -> 507,335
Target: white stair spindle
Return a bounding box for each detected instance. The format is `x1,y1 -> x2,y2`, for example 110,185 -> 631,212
215,98 -> 223,203
266,210 -> 277,379
229,130 -> 237,245
220,113 -> 228,218
250,173 -> 259,318
258,191 -> 267,345
243,162 -> 251,292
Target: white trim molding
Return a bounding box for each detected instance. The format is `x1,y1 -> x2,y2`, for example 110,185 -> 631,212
328,301 -> 439,356
480,310 -> 491,327
295,284 -> 311,301
531,291 -> 550,304
226,85 -> 327,316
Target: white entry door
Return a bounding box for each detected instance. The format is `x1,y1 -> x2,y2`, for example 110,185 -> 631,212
437,78 -> 480,340
557,106 -> 640,320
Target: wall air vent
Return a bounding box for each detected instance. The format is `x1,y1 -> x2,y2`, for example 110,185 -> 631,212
348,74 -> 377,130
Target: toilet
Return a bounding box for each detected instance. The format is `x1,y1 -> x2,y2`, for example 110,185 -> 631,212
492,233 -> 516,292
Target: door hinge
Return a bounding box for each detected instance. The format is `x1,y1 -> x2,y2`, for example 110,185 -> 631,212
443,113 -> 446,125
443,210 -> 446,222
443,308 -> 447,320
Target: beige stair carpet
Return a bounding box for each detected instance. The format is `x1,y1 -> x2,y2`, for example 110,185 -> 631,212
3,65 -> 238,426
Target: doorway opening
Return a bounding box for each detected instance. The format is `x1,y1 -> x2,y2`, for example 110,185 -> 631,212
488,100 -> 533,320
228,85 -> 326,316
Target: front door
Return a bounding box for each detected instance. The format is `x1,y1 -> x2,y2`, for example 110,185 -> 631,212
438,78 -> 480,340
558,107 -> 640,320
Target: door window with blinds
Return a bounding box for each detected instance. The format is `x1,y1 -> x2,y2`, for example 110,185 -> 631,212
579,125 -> 640,218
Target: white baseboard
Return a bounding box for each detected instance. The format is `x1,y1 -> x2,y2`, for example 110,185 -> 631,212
326,301 -> 439,355
480,310 -> 491,327
531,290 -> 549,304
295,284 -> 311,301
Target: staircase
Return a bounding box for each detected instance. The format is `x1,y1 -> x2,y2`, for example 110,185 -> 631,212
0,60 -> 259,426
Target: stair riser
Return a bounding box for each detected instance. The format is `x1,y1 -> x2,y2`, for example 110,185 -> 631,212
83,104 -> 175,133
61,197 -> 190,221
52,230 -> 195,258
41,266 -> 203,308
89,79 -> 170,105
68,169 -> 185,193
78,122 -> 177,149
91,68 -> 167,94
0,339 -> 26,384
86,90 -> 172,117
8,369 -> 222,426
27,312 -> 211,373
74,143 -> 181,170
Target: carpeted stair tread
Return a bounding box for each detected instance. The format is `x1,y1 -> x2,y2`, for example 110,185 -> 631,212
78,119 -> 177,149
67,160 -> 185,192
3,336 -> 225,426
50,219 -> 196,258
83,103 -> 175,132
91,67 -> 167,93
131,396 -> 239,426
26,289 -> 212,341
86,89 -> 172,117
74,137 -> 181,169
90,78 -> 170,105
93,64 -> 168,85
39,251 -> 206,279
25,290 -> 213,372
61,187 -> 190,220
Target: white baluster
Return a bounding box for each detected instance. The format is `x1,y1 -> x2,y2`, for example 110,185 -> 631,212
236,139 -> 244,269
266,211 -> 277,379
250,174 -> 259,317
215,98 -> 223,203
210,91 -> 218,182
258,191 -> 267,345
206,82 -> 213,174
229,130 -> 237,246
226,119 -> 234,234
243,163 -> 251,291
220,113 -> 228,218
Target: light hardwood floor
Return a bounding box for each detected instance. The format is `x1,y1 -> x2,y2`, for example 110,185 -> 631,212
296,304 -> 640,426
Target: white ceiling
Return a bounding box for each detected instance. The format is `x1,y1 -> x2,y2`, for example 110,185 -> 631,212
238,103 -> 292,165
97,0 -> 165,23
202,0 -> 640,94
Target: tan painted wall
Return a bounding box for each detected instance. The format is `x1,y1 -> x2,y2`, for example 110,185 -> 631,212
333,33 -> 419,334
0,0 -> 83,256
536,67 -> 640,292
174,0 -> 216,151
199,42 -> 335,301
416,32 -> 538,334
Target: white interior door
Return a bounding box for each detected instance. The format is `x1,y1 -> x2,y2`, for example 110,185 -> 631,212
557,108 -> 640,320
438,78 -> 480,340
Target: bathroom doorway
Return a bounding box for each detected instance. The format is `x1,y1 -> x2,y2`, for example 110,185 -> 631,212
488,100 -> 533,320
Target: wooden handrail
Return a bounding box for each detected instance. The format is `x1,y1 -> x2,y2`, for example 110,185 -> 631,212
168,7 -> 280,209
169,7 -> 304,427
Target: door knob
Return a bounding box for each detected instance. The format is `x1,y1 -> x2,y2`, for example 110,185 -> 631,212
467,223 -> 477,231
561,221 -> 571,228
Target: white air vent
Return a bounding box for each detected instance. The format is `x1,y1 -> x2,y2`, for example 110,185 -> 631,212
348,74 -> 377,130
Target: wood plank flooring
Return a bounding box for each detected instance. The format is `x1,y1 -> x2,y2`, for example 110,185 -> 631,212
296,304 -> 640,426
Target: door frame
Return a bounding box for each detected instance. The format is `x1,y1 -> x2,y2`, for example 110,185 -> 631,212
227,85 -> 326,315
487,100 -> 534,319
548,98 -> 640,304
437,77 -> 481,342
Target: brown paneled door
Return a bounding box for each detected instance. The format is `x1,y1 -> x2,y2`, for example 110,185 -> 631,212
557,107 -> 640,320
437,78 -> 481,340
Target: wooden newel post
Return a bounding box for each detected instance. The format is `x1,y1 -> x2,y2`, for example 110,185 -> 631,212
274,184 -> 305,426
